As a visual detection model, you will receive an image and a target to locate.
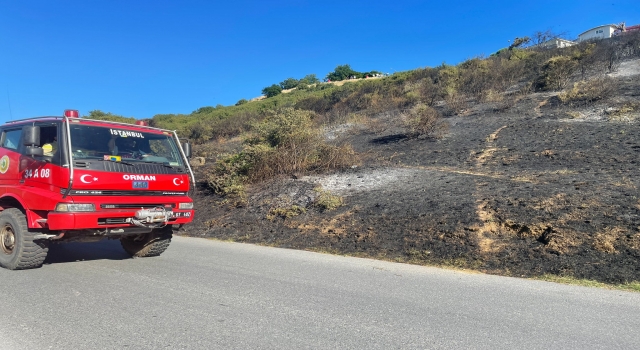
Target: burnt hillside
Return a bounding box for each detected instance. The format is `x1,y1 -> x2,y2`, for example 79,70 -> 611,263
182,36 -> 640,286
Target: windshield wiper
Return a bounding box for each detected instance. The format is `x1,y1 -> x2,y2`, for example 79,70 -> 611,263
99,158 -> 134,166
136,160 -> 180,168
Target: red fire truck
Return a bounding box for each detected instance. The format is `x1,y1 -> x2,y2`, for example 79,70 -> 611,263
0,110 -> 195,270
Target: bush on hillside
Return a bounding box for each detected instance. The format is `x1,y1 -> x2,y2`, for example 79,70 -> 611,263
279,78 -> 299,90
325,65 -> 380,82
181,120 -> 214,144
458,57 -> 492,101
436,64 -> 460,97
300,74 -> 320,85
326,64 -> 361,81
262,84 -> 283,98
571,43 -> 599,80
206,108 -> 358,197
535,56 -> 577,91
558,77 -> 615,106
294,96 -> 333,114
404,104 -> 448,139
313,188 -> 343,211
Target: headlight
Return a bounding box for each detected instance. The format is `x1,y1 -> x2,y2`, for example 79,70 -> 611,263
55,203 -> 96,212
178,202 -> 193,210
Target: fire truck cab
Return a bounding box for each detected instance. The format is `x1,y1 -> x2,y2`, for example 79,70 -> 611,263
0,110 -> 195,270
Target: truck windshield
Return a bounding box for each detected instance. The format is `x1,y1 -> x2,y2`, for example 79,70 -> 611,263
69,124 -> 185,167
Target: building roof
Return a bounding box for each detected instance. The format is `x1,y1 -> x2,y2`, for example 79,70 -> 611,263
578,24 -> 618,37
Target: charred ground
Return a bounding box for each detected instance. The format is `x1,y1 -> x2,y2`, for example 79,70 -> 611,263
181,57 -> 640,285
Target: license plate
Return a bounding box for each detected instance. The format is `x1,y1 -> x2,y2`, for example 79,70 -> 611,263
132,181 -> 148,189
170,211 -> 191,218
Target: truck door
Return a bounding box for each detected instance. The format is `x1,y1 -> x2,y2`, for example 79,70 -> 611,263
0,127 -> 26,187
22,123 -> 64,190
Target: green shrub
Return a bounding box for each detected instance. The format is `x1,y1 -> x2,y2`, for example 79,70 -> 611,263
535,56 -> 577,91
280,78 -> 299,90
267,205 -> 306,220
184,120 -> 214,144
206,108 -> 358,200
326,64 -> 361,81
251,108 -> 318,148
262,84 -> 283,98
210,110 -> 260,139
300,74 -> 320,84
206,152 -> 250,193
313,188 -> 343,211
558,77 -> 615,106
404,104 -> 448,138
436,64 -> 460,97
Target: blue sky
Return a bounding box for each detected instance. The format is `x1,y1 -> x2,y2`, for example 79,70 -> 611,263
0,0 -> 637,122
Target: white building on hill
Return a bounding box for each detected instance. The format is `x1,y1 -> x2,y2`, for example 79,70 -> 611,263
578,24 -> 618,42
534,38 -> 576,49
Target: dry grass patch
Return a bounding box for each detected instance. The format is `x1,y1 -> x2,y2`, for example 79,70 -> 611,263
294,210 -> 369,241
534,275 -> 640,292
531,193 -> 569,213
363,117 -> 389,134
565,111 -> 584,119
558,77 -> 615,106
606,102 -> 640,122
593,227 -> 625,254
486,125 -> 508,142
611,176 -> 637,189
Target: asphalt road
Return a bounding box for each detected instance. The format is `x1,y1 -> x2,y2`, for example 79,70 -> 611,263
1,236 -> 639,349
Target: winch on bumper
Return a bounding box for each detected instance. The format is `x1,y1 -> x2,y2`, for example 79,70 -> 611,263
128,207 -> 171,228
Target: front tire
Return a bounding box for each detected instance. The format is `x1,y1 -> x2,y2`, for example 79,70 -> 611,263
120,225 -> 173,258
0,208 -> 49,270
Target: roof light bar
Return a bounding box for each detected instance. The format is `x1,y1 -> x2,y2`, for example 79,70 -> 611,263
64,109 -> 79,118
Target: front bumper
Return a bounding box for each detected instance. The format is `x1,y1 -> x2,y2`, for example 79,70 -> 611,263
46,209 -> 194,230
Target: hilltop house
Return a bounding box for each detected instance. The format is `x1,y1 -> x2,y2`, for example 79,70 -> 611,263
578,24 -> 618,42
534,38 -> 576,49
614,23 -> 640,36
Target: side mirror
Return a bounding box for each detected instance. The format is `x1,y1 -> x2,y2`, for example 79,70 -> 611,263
23,126 -> 40,145
25,146 -> 44,156
182,142 -> 192,158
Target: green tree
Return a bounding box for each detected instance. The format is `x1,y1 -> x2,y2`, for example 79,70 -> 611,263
262,84 -> 283,98
279,78 -> 299,90
236,98 -> 249,106
326,64 -> 361,81
300,74 -> 320,85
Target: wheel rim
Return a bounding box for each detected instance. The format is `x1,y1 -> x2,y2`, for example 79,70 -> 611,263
0,224 -> 15,255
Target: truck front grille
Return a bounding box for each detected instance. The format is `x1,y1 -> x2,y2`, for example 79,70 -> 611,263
98,218 -> 129,225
